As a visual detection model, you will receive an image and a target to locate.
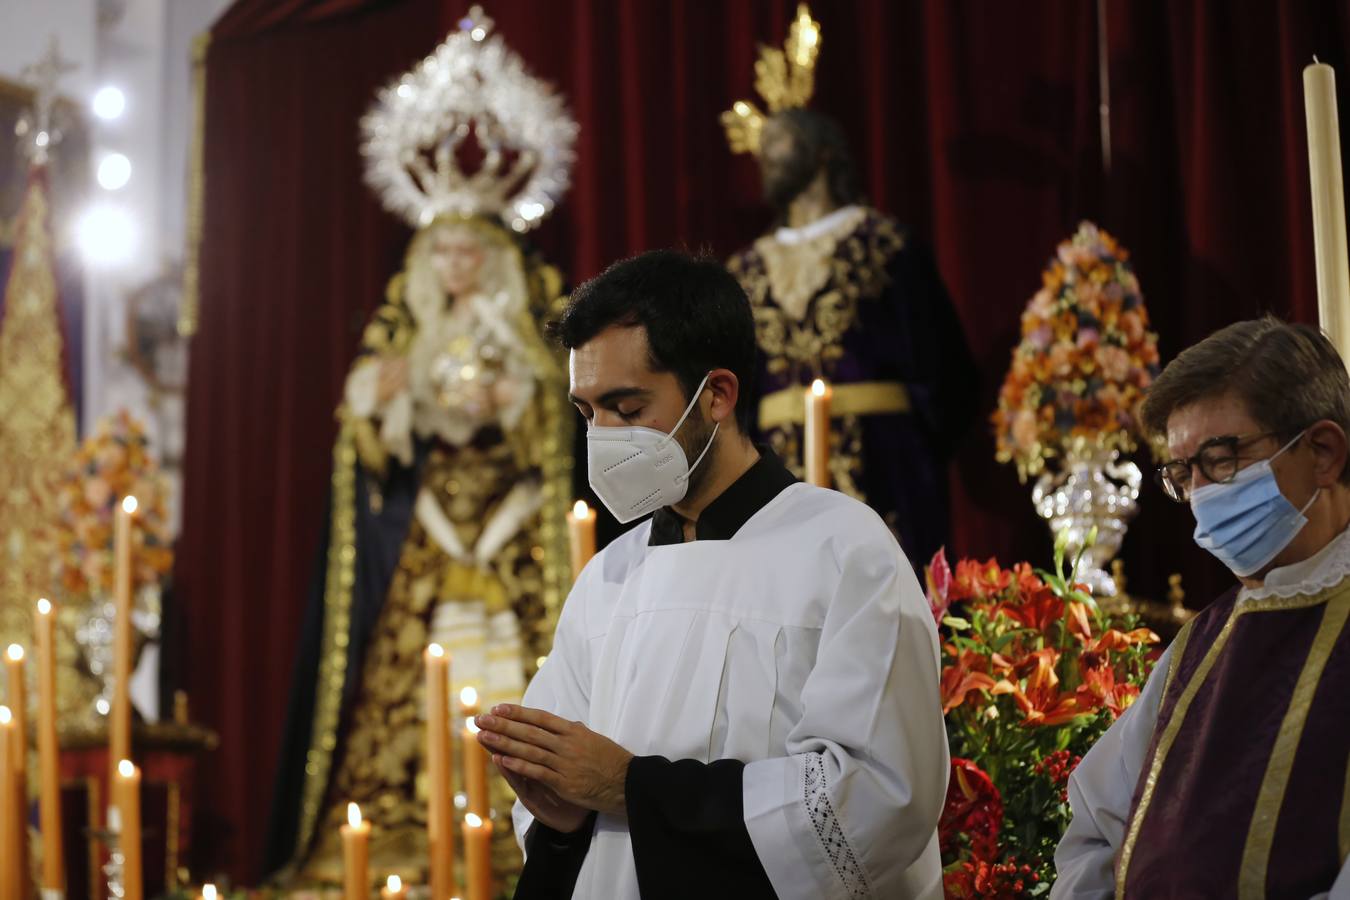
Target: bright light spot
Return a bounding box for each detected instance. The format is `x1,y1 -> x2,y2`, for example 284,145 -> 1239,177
459,686 -> 478,708
396,83 -> 413,99
118,759 -> 135,778
35,132 -> 49,148
96,698 -> 110,716
37,598 -> 52,616
78,206 -> 136,266
203,886 -> 217,900
454,792 -> 467,809
6,645 -> 22,662
122,495 -> 139,514
347,802 -> 362,827
470,26 -> 486,41
0,706 -> 10,725
535,655 -> 547,669
811,379 -> 827,397
93,86 -> 126,120
465,812 -> 483,828
733,101 -> 752,116
386,876 -> 402,893
572,501 -> 590,520
466,716 -> 480,734
97,153 -> 132,190
427,642 -> 444,658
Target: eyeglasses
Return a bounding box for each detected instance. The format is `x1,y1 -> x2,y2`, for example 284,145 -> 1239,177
1154,432 -> 1288,502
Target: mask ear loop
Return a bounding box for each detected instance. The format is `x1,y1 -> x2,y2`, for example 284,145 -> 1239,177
660,372 -> 714,448
677,423 -> 720,484
1274,428 -> 1320,515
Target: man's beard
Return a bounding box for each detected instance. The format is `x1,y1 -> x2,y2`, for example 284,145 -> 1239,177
761,150 -> 818,210
674,407 -> 719,502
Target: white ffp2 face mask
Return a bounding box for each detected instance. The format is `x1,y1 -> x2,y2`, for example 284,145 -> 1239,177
586,373 -> 719,524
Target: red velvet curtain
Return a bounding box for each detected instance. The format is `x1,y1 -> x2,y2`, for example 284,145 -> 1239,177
177,0 -> 1350,880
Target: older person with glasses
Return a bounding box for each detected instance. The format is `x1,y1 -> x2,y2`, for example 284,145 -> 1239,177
1052,317 -> 1350,899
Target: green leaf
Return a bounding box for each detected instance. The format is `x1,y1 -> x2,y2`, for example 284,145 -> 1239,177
942,616 -> 972,630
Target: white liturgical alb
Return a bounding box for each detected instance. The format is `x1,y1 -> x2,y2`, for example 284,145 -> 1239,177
513,482 -> 949,898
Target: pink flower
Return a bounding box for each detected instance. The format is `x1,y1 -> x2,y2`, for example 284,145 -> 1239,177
926,547 -> 954,626
1095,345 -> 1131,382
1076,328 -> 1100,351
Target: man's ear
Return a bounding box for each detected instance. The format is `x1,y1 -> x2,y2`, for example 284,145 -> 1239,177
1308,419 -> 1349,487
705,369 -> 741,426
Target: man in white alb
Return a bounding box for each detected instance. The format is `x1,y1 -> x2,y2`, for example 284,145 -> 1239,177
474,249 -> 949,898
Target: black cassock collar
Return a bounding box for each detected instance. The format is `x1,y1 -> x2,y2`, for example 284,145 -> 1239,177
647,447 -> 798,546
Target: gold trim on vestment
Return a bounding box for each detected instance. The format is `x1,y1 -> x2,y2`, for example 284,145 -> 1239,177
1340,749 -> 1350,864
295,413 -> 359,858
1116,582 -> 1350,898
179,31 -> 209,336
1238,589 -> 1350,897
757,380 -> 911,431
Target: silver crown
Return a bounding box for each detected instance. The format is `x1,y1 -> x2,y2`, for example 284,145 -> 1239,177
360,7 -> 577,232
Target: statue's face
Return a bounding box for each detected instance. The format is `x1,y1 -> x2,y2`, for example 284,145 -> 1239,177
758,117 -> 818,209
428,226 -> 486,297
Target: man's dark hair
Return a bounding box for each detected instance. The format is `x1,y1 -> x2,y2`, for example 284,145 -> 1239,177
769,107 -> 864,208
548,249 -> 758,433
1141,316 -> 1350,482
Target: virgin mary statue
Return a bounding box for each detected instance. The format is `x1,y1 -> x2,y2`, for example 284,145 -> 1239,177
265,9 -> 579,883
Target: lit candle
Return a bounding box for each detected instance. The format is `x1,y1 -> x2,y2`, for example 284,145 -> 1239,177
199,883 -> 218,900
425,645 -> 454,899
34,600 -> 63,894
460,687 -> 488,818
0,706 -> 13,899
116,759 -> 142,900
566,501 -> 597,582
1306,60 -> 1350,359
6,644 -> 29,898
112,496 -> 138,780
380,875 -> 407,900
461,812 -> 493,900
804,379 -> 833,487
341,802 -> 370,900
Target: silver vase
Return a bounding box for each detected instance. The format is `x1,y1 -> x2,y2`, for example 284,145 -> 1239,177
1032,446 -> 1142,597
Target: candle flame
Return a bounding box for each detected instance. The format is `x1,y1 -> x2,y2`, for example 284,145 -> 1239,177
811,378 -> 827,397
118,759 -> 135,778
386,876 -> 402,892
203,886 -> 217,900
572,500 -> 591,520
0,706 -> 10,725
348,801 -> 362,827
460,685 -> 478,708
465,812 -> 483,828
6,644 -> 22,661
122,495 -> 139,514
466,716 -> 480,734
37,598 -> 52,616
427,642 -> 445,658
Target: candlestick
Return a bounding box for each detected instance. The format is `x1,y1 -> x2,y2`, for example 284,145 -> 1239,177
380,875 -> 407,900
6,645 -> 29,900
461,813 -> 493,900
115,760 -> 143,900
0,706 -> 14,900
566,501 -> 597,582
1305,60 -> 1350,360
460,687 -> 488,818
111,496 -> 138,780
34,600 -> 63,894
425,644 -> 454,899
341,802 -> 371,900
804,379 -> 833,487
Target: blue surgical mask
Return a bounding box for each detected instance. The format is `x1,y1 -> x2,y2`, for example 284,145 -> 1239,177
1190,431 -> 1318,577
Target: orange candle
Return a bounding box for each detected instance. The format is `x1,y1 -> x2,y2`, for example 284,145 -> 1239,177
460,688 -> 488,818
115,759 -> 142,900
0,706 -> 14,900
566,501 -> 597,582
425,644 -> 454,899
34,600 -> 63,892
112,496 -> 138,779
1305,61 -> 1350,358
341,802 -> 371,900
461,813 -> 493,900
380,875 -> 407,900
804,379 -> 833,487
6,645 -> 29,899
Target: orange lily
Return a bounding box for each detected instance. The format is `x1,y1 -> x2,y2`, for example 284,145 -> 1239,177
941,649 -> 998,714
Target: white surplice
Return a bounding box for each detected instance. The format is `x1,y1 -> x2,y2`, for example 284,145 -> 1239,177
514,482 -> 949,898
1051,525 -> 1350,900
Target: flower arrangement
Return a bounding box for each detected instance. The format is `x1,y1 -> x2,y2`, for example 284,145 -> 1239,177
993,222 -> 1161,480
47,410 -> 173,598
927,532 -> 1160,896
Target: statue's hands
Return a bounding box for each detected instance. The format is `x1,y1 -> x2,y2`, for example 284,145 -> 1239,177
376,356 -> 410,405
